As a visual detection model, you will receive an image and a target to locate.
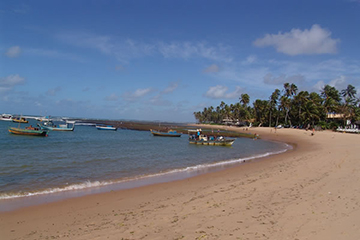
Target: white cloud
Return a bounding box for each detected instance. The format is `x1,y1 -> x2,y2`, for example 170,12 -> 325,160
58,33 -> 153,63
329,75 -> 347,90
26,48 -> 86,62
253,24 -> 340,56
133,88 -> 152,97
46,86 -> 62,96
0,74 -> 25,92
115,65 -> 126,71
58,33 -> 114,55
312,76 -> 348,92
122,88 -> 153,101
158,42 -> 232,62
205,85 -> 243,99
149,95 -> 172,106
57,32 -> 232,63
203,64 -> 220,73
312,80 -> 326,92
12,4 -> 31,14
162,82 -> 179,94
243,55 -> 257,64
6,46 -> 21,58
105,93 -> 119,101
82,87 -> 90,92
263,73 -> 305,85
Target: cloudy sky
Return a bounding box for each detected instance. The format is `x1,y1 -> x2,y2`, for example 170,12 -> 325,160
1,0 -> 360,122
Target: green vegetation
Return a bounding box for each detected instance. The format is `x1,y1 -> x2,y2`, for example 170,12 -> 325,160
194,83 -> 360,130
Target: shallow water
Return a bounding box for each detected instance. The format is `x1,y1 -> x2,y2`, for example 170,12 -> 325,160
0,120 -> 289,208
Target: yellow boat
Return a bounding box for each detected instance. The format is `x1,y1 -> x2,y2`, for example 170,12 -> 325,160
12,117 -> 28,123
150,129 -> 181,137
8,126 -> 48,137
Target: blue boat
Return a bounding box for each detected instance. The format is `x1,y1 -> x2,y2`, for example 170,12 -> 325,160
39,121 -> 75,131
150,129 -> 181,137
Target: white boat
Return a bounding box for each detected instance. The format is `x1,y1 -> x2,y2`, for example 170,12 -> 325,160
75,122 -> 96,126
35,116 -> 52,122
336,126 -> 360,134
0,114 -> 13,121
96,125 -> 117,131
39,120 -> 75,131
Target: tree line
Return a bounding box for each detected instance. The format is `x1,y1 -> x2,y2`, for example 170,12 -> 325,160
194,83 -> 360,129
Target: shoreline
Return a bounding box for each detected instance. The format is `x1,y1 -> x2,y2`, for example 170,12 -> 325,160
1,127 -> 359,239
0,128 -> 290,212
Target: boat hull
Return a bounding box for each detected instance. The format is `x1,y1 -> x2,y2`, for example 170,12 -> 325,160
8,127 -> 48,137
40,126 -> 74,131
39,120 -> 75,131
189,139 -> 235,146
187,129 -> 235,146
96,126 -> 117,131
150,129 -> 181,137
0,118 -> 12,121
12,119 -> 28,123
0,114 -> 12,121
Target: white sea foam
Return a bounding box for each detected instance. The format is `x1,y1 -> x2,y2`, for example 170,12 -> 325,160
0,145 -> 291,200
0,180 -> 113,200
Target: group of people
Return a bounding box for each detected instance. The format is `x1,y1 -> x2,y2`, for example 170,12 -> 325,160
25,125 -> 40,131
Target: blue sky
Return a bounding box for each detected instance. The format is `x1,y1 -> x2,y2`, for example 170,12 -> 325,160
1,0 -> 360,122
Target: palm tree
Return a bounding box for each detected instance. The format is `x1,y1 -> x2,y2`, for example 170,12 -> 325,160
282,83 -> 298,126
321,85 -> 341,114
269,89 -> 280,127
280,95 -> 291,125
193,111 -> 203,123
223,104 -> 231,122
193,83 -> 358,129
283,83 -> 298,97
341,84 -> 357,99
293,91 -> 309,125
253,99 -> 268,126
290,83 -> 298,97
240,93 -> 250,107
301,92 -> 323,128
284,83 -> 291,97
340,84 -> 358,124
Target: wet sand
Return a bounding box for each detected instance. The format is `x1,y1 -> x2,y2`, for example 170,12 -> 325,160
1,127 -> 359,239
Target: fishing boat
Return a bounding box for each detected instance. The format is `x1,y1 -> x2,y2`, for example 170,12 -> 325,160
8,126 -> 48,137
12,117 -> 28,123
36,116 -> 52,122
0,114 -> 13,121
150,129 -> 182,137
96,125 -> 117,131
39,120 -> 75,131
188,129 -> 235,146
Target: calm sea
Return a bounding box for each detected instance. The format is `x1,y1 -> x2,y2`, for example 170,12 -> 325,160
0,119 -> 290,210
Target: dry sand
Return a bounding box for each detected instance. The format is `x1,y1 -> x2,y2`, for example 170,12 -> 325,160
1,127 -> 359,240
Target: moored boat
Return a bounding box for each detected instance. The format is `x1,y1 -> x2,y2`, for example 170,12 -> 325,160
39,121 -> 75,131
12,117 -> 28,123
96,125 -> 117,131
8,126 -> 48,136
0,114 -> 13,121
188,129 -> 235,146
150,129 -> 182,137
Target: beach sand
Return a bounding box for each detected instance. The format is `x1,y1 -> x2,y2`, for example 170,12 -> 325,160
1,127 -> 359,240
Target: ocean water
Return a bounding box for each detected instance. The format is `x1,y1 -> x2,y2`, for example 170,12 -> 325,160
0,120 -> 290,209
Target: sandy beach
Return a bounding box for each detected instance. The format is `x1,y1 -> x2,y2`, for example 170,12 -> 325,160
1,126 -> 359,240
